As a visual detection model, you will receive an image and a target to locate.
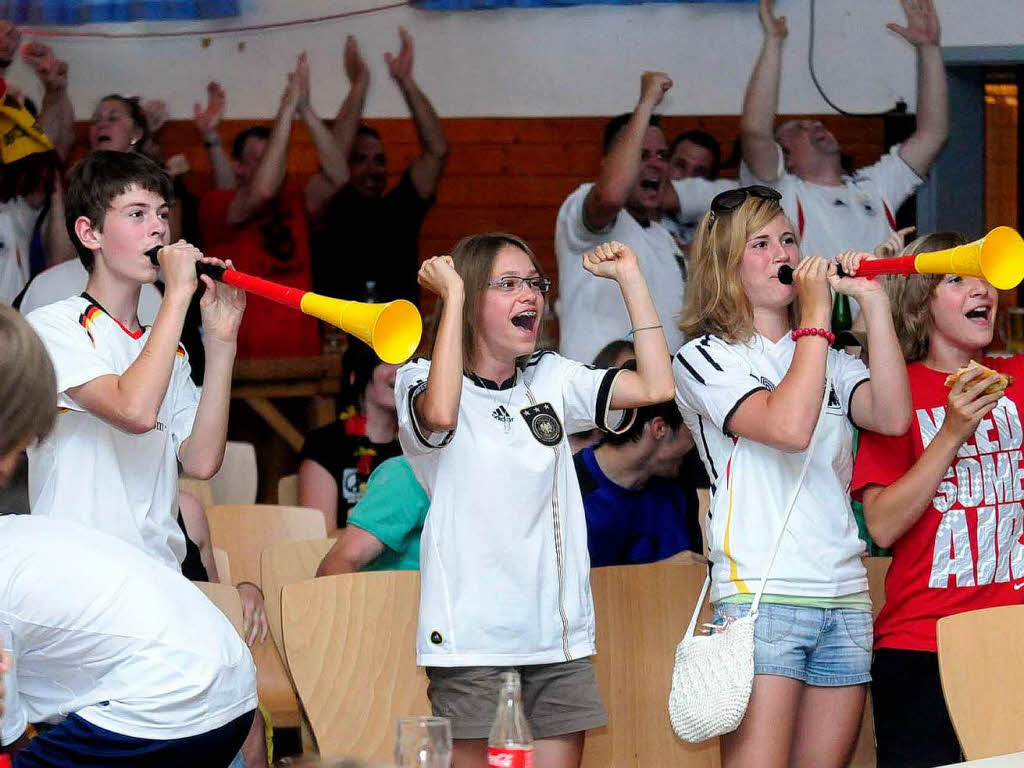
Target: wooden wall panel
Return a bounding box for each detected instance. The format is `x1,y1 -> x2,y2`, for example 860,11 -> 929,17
72,114 -> 886,299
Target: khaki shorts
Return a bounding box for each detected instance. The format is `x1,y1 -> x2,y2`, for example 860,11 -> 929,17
426,658 -> 607,740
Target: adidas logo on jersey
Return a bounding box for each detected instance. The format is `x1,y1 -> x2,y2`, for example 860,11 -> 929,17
492,406 -> 513,425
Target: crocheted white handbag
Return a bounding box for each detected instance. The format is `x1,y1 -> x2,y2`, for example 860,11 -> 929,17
668,379 -> 831,743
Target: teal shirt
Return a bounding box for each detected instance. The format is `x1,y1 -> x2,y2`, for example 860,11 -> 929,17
347,456 -> 429,572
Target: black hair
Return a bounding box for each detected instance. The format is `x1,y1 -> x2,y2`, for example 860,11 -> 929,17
591,339 -> 634,369
339,340 -> 384,411
603,113 -> 662,156
603,399 -> 683,446
356,124 -> 382,141
668,129 -> 722,179
64,150 -> 174,272
96,94 -> 149,150
231,126 -> 271,161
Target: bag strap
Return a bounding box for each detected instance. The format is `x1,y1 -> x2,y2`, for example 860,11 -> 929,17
681,371 -> 832,636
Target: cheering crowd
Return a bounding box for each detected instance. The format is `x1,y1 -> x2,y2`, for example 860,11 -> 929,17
0,0 -> 1020,766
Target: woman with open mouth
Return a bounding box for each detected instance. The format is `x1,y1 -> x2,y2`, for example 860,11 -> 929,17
852,231 -> 1023,768
396,232 -> 673,768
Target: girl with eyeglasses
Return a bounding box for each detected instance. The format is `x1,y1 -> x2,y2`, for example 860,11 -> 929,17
673,187 -> 911,768
396,232 -> 673,768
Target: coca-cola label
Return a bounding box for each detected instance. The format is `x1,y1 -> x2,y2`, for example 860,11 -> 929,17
487,747 -> 534,768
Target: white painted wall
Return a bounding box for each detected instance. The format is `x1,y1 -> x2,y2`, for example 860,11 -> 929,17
5,0 -> 1021,120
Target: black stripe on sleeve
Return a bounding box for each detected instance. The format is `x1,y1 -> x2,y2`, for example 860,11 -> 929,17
846,376 -> 871,430
407,380 -> 439,449
676,352 -> 705,385
697,415 -> 718,481
595,367 -> 636,434
722,386 -> 768,438
695,345 -> 723,372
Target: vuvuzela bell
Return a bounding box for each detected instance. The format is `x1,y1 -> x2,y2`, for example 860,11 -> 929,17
299,294 -> 422,365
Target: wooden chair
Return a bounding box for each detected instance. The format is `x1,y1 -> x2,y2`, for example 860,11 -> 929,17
278,473 -> 299,506
207,441 -> 259,506
937,605 -> 1024,760
848,556 -> 892,768
282,571 -> 429,761
194,580 -> 245,638
213,547 -> 232,585
206,504 -> 327,728
260,538 -> 334,661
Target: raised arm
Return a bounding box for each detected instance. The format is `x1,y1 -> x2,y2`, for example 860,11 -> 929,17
835,252 -> 912,436
387,28 -> 448,200
584,72 -> 672,231
22,42 -> 75,160
225,57 -> 303,226
740,0 -> 787,182
862,368 -> 999,547
0,22 -> 18,78
889,0 -> 948,176
727,257 -> 832,452
301,55 -> 350,221
583,242 -> 674,408
194,82 -> 237,190
330,36 -> 369,163
414,256 -> 464,433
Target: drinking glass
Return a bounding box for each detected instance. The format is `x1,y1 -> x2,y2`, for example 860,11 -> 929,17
394,716 -> 452,768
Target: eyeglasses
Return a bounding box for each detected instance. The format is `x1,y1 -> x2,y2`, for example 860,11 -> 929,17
486,275 -> 552,294
709,185 -> 782,219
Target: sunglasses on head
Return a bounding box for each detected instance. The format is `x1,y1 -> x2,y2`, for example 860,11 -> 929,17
709,185 -> 782,219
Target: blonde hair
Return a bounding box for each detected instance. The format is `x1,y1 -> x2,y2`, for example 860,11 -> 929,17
884,231 -> 969,362
424,233 -> 547,370
0,305 -> 57,456
680,196 -> 794,343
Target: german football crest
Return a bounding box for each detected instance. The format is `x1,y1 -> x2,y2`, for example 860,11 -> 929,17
520,402 -> 563,447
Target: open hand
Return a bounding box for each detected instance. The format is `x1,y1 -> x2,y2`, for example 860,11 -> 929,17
296,51 -> 311,110
582,241 -> 641,282
194,82 -> 226,136
199,258 -> 245,344
759,0 -> 788,40
344,35 -> 369,86
237,583 -> 270,647
384,27 -> 414,85
418,255 -> 463,302
874,226 -> 916,259
142,99 -> 169,135
888,0 -> 940,47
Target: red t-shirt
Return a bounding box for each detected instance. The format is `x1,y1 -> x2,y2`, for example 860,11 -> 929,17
198,187 -> 320,359
852,356 -> 1024,652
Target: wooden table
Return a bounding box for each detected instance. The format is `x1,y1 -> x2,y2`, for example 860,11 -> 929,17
232,355 -> 341,452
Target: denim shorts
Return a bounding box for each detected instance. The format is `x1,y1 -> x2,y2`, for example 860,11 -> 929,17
711,601 -> 873,687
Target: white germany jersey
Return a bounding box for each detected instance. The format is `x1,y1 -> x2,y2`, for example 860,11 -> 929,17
0,516 -> 256,745
673,334 -> 870,602
741,143 -> 923,262
397,352 -> 633,667
26,294 -> 200,570
555,183 -> 685,364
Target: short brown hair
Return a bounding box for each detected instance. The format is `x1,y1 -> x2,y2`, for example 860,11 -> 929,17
680,195 -> 794,343
425,233 -> 546,370
64,150 -> 174,272
0,305 -> 56,456
885,232 -> 969,362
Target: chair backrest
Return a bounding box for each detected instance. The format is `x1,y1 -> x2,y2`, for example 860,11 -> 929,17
194,580 -> 245,639
207,441 -> 259,506
937,605 -> 1024,760
848,556 -> 891,768
278,473 -> 299,506
282,571 -> 429,761
584,560 -> 719,767
213,547 -> 232,585
205,504 -> 327,587
261,538 -> 335,659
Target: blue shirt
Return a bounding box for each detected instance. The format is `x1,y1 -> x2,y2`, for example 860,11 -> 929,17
575,446 -> 694,567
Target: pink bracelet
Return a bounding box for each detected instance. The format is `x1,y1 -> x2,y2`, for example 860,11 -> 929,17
791,327 -> 835,345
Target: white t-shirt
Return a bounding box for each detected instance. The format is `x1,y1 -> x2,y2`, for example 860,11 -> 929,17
20,259 -> 163,324
665,177 -> 738,246
673,333 -> 870,602
555,183 -> 685,364
396,352 -> 633,667
26,295 -> 200,570
0,515 -> 256,745
0,198 -> 39,306
740,143 -> 923,261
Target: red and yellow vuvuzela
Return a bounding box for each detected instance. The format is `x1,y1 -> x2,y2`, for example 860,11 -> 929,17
145,247 -> 422,364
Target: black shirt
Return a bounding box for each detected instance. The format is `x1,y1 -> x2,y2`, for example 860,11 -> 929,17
312,170 -> 432,306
